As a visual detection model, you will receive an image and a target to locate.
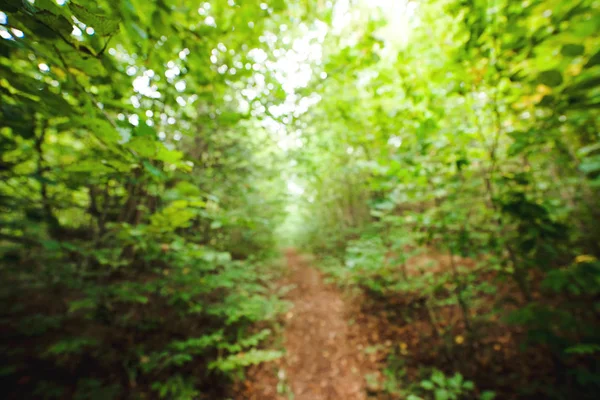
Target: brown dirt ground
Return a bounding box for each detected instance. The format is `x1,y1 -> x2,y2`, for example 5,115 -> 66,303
236,249 -> 380,400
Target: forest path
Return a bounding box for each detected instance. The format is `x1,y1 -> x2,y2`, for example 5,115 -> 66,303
238,249 -> 377,400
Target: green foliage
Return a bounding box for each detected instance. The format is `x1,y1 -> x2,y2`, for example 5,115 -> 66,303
417,370 -> 476,400
151,375 -> 199,400
285,0 -> 600,398
2,0 -> 600,398
396,368 -> 495,400
209,348 -> 284,373
0,0 -> 314,397
45,337 -> 99,357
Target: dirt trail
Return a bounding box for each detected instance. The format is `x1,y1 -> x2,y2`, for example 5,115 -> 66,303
282,249 -> 367,400
239,249 -> 375,400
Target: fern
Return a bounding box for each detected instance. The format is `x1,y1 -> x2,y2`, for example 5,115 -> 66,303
209,349 -> 283,372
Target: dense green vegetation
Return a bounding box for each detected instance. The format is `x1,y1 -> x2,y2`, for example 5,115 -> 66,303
0,0 -> 311,398
289,0 -> 600,398
1,0 -> 599,399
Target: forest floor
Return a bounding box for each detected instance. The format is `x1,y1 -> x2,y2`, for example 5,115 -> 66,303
236,249 -> 383,400
235,248 -> 544,400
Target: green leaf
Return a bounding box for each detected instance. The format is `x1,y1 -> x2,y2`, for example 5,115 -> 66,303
537,70 -> 563,87
434,388 -> 450,400
578,143 -> 600,156
561,44 -> 584,57
480,391 -> 496,400
580,155 -> 600,174
169,331 -> 224,353
565,344 -> 600,355
420,380 -> 435,390
155,147 -> 183,163
68,56 -> 107,77
127,136 -> 156,158
1,0 -> 23,13
35,0 -> 69,16
65,160 -> 115,174
431,370 -> 445,386
173,181 -> 202,197
69,3 -> 121,36
41,240 -> 61,251
208,349 -> 283,372
136,122 -> 156,137
585,49 -> 600,68
45,337 -> 98,356
76,117 -> 121,143
463,380 -> 475,390
112,287 -> 148,304
68,299 -> 97,313
143,160 -> 164,178
566,76 -> 600,94
35,10 -> 73,37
